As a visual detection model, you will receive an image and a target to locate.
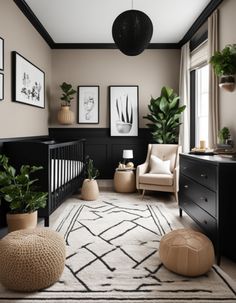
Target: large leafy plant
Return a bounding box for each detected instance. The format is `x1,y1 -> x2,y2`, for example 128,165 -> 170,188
143,86 -> 186,144
0,154 -> 47,214
210,44 -> 236,78
60,82 -> 76,106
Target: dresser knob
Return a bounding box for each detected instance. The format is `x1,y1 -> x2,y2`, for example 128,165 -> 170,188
200,173 -> 207,178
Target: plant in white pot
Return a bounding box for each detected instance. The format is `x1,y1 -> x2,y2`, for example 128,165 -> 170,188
81,156 -> 99,201
0,154 -> 47,232
57,82 -> 76,124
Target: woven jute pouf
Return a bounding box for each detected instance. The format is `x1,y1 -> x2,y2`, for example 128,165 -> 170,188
159,228 -> 214,277
0,228 -> 66,292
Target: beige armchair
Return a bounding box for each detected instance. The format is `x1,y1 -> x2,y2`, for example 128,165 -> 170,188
136,144 -> 182,202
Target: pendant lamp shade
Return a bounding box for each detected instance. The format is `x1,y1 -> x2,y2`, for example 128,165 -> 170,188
112,9 -> 153,56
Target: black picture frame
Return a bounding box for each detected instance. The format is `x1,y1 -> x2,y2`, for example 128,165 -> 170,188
0,73 -> 4,101
12,51 -> 45,108
77,85 -> 99,124
0,37 -> 3,71
109,85 -> 139,137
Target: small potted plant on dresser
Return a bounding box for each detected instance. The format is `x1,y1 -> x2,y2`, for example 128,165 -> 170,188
81,156 -> 99,201
0,154 -> 48,232
57,82 -> 76,124
210,44 -> 236,92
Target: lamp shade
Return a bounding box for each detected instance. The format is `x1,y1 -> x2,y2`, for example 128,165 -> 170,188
123,149 -> 133,159
112,9 -> 153,56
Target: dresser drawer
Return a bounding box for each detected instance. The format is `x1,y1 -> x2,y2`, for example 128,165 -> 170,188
180,197 -> 217,239
180,157 -> 217,190
180,175 -> 216,217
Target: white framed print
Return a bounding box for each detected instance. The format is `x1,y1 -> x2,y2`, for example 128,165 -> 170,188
0,73 -> 3,101
77,86 -> 99,124
109,85 -> 139,136
12,51 -> 45,108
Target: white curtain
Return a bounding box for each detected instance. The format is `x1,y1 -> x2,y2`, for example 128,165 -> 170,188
208,10 -> 219,148
179,42 -> 190,152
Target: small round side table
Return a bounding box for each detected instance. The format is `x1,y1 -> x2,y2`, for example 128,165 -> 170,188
114,169 -> 136,193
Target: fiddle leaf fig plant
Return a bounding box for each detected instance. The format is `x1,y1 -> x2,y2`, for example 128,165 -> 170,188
0,154 -> 47,214
60,82 -> 76,106
143,86 -> 186,144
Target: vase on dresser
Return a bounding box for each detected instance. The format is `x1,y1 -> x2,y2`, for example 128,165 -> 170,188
57,105 -> 75,125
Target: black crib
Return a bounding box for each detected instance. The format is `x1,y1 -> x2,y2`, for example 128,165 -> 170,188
3,138 -> 85,226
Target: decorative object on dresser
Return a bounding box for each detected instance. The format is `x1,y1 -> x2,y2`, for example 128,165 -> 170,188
109,85 -> 138,137
0,228 -> 66,292
12,52 -> 45,108
179,153 -> 236,264
3,139 -> 85,226
210,44 -> 236,92
0,154 -> 47,232
143,86 -> 186,144
0,37 -> 3,71
81,156 -> 99,201
77,86 -> 99,124
0,73 -> 3,101
136,144 -> 182,200
57,82 -> 76,125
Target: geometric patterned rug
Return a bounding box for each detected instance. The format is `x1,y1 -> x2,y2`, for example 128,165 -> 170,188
0,193 -> 236,302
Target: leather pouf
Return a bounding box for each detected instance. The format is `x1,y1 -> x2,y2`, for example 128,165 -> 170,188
159,229 -> 214,277
0,228 -> 66,292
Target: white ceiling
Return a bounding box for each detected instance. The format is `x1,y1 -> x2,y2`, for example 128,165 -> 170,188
25,0 -> 211,44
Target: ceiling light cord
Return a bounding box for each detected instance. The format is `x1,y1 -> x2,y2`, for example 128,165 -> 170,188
131,0 -> 134,10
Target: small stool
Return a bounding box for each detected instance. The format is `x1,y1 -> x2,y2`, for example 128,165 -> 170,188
159,229 -> 214,277
0,228 -> 66,292
114,169 -> 136,193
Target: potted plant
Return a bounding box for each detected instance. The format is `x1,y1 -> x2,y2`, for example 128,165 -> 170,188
81,156 -> 99,201
57,82 -> 76,124
218,127 -> 231,145
143,86 -> 186,144
0,154 -> 47,232
210,44 -> 236,91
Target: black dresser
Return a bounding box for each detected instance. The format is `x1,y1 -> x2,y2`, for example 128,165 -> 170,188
179,153 -> 236,263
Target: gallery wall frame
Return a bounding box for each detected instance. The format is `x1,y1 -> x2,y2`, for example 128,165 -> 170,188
0,73 -> 4,101
109,85 -> 139,137
0,37 -> 4,71
12,51 -> 45,108
77,85 -> 99,124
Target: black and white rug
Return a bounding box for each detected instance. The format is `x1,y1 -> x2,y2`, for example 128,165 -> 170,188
0,193 -> 236,302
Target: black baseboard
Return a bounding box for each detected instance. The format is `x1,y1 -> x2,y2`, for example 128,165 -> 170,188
49,128 -> 152,179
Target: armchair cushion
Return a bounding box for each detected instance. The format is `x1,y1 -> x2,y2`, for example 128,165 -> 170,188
149,155 -> 171,175
139,173 -> 173,186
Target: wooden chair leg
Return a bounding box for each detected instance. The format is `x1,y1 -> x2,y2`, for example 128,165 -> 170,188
174,191 -> 178,203
142,189 -> 145,199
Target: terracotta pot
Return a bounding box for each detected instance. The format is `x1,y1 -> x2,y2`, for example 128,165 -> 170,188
7,211 -> 38,233
57,105 -> 75,125
81,179 -> 99,201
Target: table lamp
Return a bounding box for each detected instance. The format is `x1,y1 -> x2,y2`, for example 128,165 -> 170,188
122,149 -> 133,164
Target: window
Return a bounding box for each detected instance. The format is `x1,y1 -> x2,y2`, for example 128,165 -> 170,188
194,65 -> 209,147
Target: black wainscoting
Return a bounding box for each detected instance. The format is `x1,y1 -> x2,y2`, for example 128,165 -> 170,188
49,128 -> 152,179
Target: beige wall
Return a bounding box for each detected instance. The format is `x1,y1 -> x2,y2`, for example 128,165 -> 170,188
0,0 -> 51,139
51,49 -> 180,128
219,0 -> 236,141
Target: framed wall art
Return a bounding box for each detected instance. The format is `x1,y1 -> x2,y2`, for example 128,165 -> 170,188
77,86 -> 99,124
109,85 -> 139,136
0,73 -> 3,101
0,37 -> 3,71
12,51 -> 45,108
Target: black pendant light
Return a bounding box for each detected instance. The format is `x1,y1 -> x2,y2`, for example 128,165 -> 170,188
112,6 -> 153,56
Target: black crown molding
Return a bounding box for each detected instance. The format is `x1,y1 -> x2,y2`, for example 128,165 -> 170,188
14,0 -> 223,50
